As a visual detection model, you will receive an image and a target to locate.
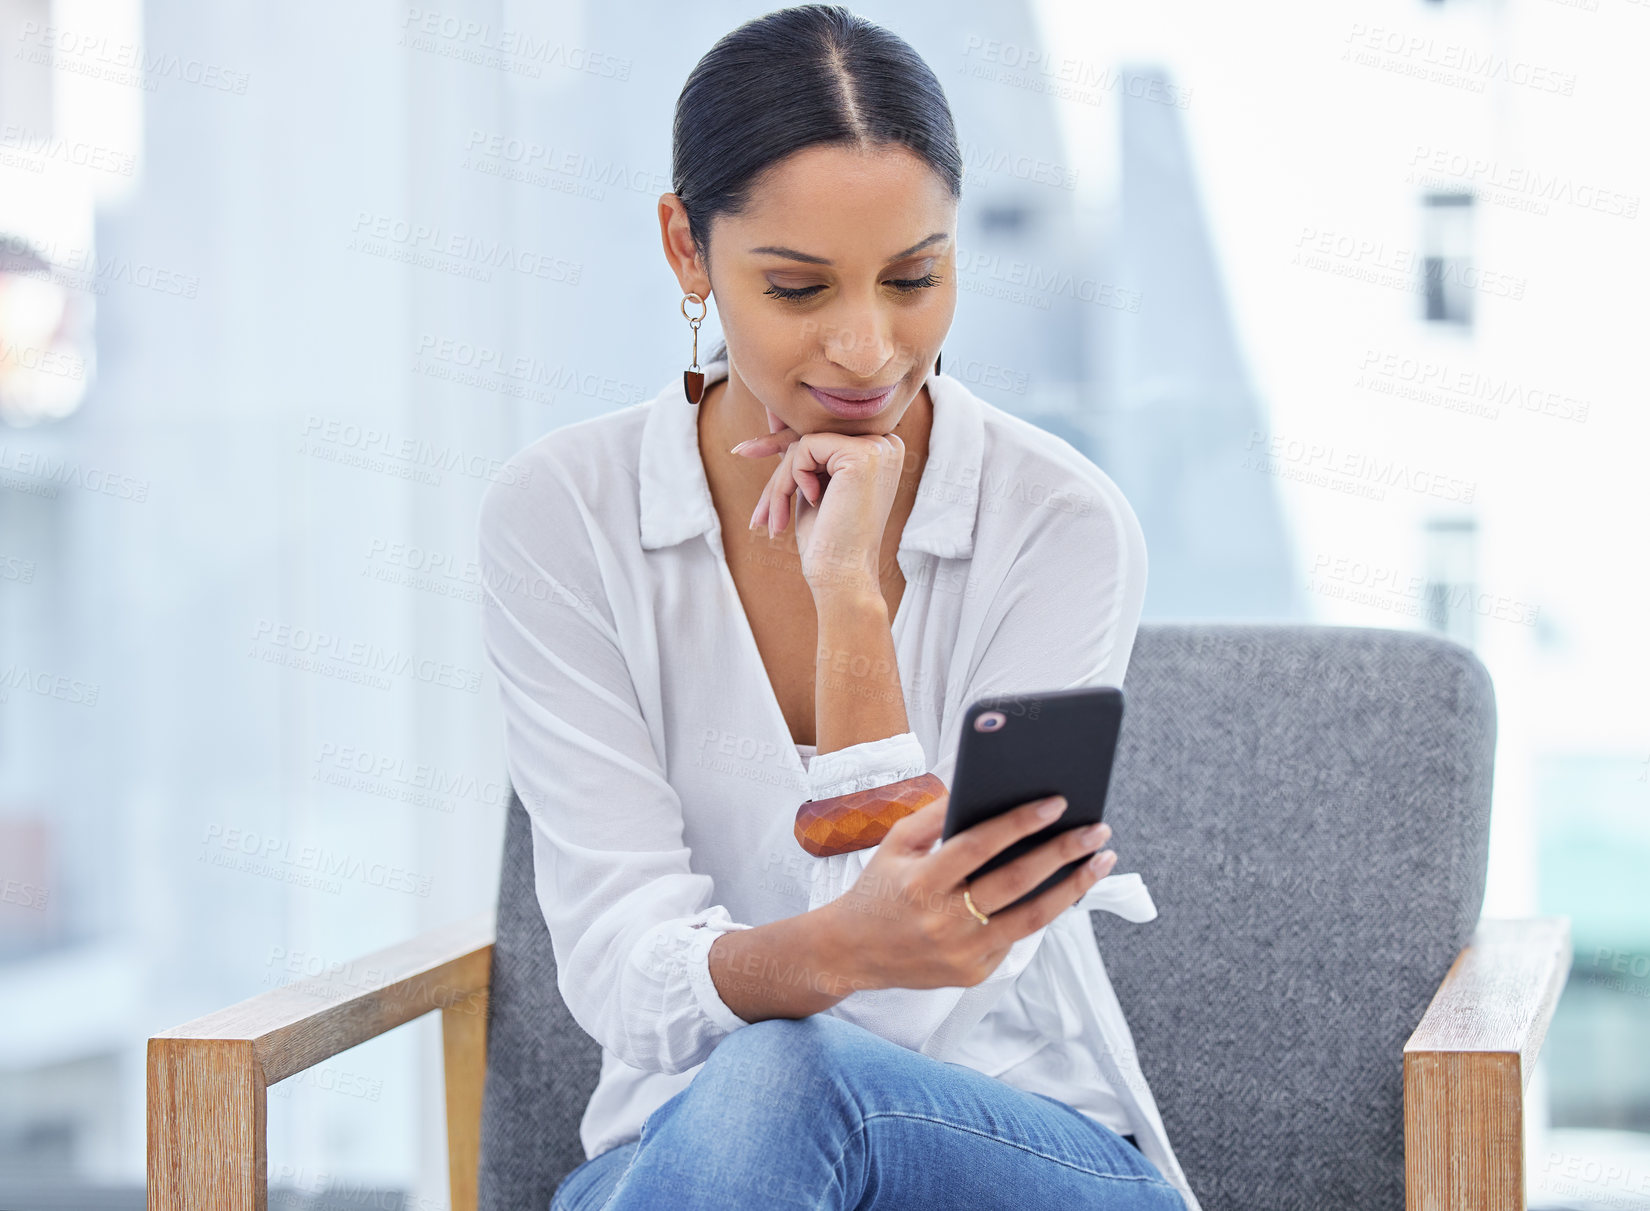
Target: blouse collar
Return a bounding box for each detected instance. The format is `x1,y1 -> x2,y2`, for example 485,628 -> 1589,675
638,358 -> 983,559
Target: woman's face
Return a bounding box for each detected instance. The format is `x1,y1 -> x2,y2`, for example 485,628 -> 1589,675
694,142 -> 958,434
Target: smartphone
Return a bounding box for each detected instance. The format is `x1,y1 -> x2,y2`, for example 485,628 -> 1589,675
940,686 -> 1125,913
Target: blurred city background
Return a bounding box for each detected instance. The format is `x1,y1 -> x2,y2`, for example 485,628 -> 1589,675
1,0 -> 1645,1206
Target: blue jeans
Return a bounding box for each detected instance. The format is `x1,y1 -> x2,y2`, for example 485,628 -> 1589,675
550,1013 -> 1184,1210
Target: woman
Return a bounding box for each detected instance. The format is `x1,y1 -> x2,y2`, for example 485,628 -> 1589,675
479,6 -> 1199,1209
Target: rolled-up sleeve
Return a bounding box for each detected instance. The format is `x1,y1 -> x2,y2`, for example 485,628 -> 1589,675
805,730 -> 930,800
811,469 -> 1150,1057
798,730 -> 931,923
478,457 -> 754,1076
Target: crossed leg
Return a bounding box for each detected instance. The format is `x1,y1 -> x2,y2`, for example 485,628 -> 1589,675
551,1014 -> 1183,1211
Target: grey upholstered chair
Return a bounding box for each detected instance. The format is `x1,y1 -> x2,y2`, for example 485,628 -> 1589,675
148,625 -> 1570,1211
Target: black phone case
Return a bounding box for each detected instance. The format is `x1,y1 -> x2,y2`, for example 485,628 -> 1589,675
940,686 -> 1125,912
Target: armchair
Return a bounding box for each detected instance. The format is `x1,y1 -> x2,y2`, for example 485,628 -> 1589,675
148,624 -> 1570,1210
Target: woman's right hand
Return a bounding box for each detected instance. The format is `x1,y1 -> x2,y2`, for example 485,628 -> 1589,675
818,790 -> 1117,992
733,416 -> 906,602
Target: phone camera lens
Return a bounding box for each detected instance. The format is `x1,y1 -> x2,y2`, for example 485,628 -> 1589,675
974,711 -> 1007,732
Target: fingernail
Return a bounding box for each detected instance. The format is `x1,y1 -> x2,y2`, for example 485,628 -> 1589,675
1036,797 -> 1065,820
731,440 -> 754,454
1087,850 -> 1115,873
1078,821 -> 1106,844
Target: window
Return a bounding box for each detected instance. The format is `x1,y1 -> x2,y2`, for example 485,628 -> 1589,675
1420,192 -> 1475,328
979,204 -> 1031,235
1422,515 -> 1478,648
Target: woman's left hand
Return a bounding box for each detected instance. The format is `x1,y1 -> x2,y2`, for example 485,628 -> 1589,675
735,406 -> 905,601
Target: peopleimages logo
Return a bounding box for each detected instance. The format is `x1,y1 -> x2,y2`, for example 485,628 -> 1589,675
1242,431 -> 1477,504
298,414 -> 531,490
1354,348 -> 1590,425
1292,226 -> 1527,301
1406,146 -> 1638,220
399,8 -> 632,81
955,248 -> 1143,312
1,878 -> 49,911
0,124 -> 137,176
248,618 -> 484,694
0,338 -> 88,381
0,445 -> 149,502
412,334 -> 646,405
312,740 -> 510,814
0,664 -> 100,707
200,824 -> 433,897
0,234 -> 200,300
348,212 -> 581,284
14,20 -> 252,94
460,131 -> 669,199
1342,23 -> 1577,96
1308,553 -> 1540,627
959,35 -> 1194,110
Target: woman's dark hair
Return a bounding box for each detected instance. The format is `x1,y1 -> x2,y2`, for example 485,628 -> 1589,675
672,4 -> 963,363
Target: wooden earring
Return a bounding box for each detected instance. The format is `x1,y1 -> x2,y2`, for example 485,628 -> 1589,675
682,292 -> 707,404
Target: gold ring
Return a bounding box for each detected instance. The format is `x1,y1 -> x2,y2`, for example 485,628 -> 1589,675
962,885 -> 990,926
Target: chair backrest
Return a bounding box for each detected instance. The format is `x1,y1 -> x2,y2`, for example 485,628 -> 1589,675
478,776 -> 599,1211
1098,624 -> 1493,1210
477,623 -> 1495,1211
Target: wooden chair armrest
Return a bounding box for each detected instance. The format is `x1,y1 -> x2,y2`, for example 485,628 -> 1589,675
148,913 -> 495,1211
1403,916 -> 1571,1211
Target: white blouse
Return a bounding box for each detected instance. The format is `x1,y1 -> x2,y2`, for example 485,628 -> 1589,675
477,359 -> 1200,1211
